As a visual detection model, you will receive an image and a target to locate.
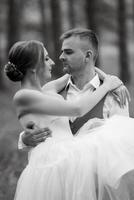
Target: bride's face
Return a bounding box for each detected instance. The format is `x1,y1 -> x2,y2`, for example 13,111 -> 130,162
44,48 -> 55,79
39,48 -> 55,84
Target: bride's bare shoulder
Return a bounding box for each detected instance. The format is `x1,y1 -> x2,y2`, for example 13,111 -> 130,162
13,89 -> 43,106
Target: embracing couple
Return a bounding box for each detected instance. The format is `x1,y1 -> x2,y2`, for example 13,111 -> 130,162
5,28 -> 134,200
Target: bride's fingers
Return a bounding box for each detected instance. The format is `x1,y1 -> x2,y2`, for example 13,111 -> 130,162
95,67 -> 107,80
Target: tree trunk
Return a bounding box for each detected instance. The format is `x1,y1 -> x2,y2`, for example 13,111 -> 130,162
133,0 -> 134,33
85,0 -> 100,67
0,20 -> 4,89
50,0 -> 62,78
0,55 -> 5,90
0,0 -> 22,89
38,0 -> 51,51
68,0 -> 75,28
7,0 -> 22,53
118,0 -> 130,84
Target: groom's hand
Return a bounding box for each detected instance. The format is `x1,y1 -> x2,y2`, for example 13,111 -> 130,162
22,121 -> 52,147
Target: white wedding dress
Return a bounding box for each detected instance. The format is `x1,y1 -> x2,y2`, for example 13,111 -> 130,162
14,104 -> 134,200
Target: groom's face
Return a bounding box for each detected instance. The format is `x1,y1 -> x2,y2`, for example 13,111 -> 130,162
59,36 -> 87,75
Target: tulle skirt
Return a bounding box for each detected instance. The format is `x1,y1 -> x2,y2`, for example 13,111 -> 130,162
14,115 -> 134,200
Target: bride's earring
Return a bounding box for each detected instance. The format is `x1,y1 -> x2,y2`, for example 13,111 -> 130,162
30,69 -> 37,80
30,69 -> 36,73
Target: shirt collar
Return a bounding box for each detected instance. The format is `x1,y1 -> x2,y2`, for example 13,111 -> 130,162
65,73 -> 101,90
89,73 -> 100,89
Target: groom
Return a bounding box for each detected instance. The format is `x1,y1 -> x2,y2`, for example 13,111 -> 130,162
18,28 -> 130,148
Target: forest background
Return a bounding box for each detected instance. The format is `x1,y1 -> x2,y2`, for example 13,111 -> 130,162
0,0 -> 134,199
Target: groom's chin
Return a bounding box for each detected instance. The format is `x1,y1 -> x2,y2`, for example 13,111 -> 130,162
63,68 -> 71,74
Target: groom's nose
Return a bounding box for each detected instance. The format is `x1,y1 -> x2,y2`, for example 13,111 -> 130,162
59,52 -> 66,61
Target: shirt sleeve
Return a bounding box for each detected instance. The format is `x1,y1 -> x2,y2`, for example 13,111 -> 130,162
18,131 -> 28,150
103,93 -> 129,119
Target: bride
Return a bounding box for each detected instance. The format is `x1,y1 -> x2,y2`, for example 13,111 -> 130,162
5,40 -> 134,200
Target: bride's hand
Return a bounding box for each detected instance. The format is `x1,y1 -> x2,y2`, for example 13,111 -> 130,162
103,75 -> 123,91
95,67 -> 123,91
95,67 -> 107,80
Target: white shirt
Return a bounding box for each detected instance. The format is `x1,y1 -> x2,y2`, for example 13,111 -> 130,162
18,74 -> 129,149
66,74 -> 129,120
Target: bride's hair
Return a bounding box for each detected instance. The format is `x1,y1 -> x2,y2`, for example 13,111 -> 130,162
4,40 -> 44,82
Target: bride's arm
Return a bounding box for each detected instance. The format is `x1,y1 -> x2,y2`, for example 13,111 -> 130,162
95,67 -> 131,106
42,74 -> 70,93
14,76 -> 121,117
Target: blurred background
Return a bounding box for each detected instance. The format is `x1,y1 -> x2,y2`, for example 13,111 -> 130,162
0,0 -> 134,199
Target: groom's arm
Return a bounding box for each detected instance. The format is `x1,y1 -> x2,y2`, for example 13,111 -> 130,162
18,131 -> 28,150
18,122 -> 52,150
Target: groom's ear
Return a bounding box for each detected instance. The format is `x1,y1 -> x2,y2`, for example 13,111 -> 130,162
85,50 -> 93,61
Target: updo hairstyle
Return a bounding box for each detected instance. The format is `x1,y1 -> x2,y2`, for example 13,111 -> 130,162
4,40 -> 44,82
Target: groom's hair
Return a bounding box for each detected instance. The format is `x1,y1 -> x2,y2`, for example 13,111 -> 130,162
60,28 -> 99,61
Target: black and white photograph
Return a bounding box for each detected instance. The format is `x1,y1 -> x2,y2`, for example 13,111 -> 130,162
0,0 -> 134,199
